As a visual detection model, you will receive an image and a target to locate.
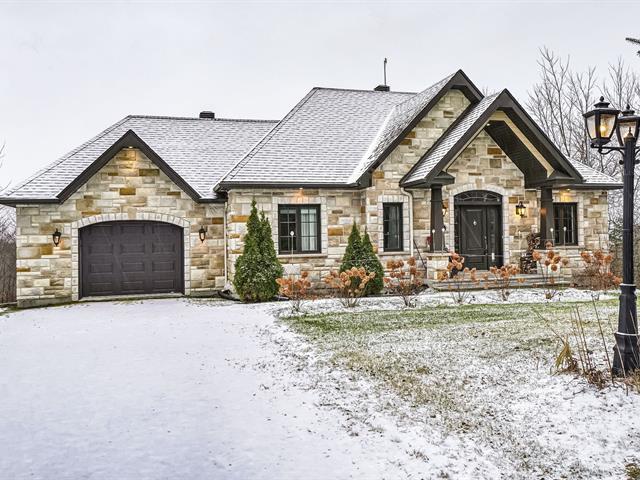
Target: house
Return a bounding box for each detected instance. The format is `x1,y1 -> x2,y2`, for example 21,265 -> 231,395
0,70 -> 620,307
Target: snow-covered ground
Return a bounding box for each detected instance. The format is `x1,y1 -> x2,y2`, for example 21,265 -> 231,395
0,298 -> 482,479
270,286 -> 616,318
0,293 -> 637,479
276,295 -> 640,479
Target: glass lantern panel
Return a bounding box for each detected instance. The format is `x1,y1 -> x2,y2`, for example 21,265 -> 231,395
618,118 -> 638,141
599,113 -> 617,139
586,114 -> 597,140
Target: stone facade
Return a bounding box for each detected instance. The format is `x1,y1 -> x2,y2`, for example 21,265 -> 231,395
225,93 -> 609,289
12,91 -> 612,306
226,188 -> 364,287
15,149 -> 225,307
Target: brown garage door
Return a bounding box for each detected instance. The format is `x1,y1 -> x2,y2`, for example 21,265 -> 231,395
80,221 -> 184,298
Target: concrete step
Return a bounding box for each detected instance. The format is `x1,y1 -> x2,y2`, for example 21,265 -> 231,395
426,273 -> 571,291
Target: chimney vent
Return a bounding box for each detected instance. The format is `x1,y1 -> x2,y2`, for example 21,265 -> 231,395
199,111 -> 215,119
374,85 -> 390,92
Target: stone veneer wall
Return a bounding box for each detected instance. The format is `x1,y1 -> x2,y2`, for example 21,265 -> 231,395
442,130 -> 536,265
226,189 -> 364,287
549,188 -> 610,276
15,148 -> 225,307
366,89 -> 470,261
226,90 -> 471,289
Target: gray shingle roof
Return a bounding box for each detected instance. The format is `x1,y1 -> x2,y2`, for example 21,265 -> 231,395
348,73 -> 456,182
220,87 -> 415,186
2,116 -> 277,201
403,93 -> 501,185
568,158 -> 621,187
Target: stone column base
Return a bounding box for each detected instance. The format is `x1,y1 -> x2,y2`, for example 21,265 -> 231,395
425,252 -> 450,280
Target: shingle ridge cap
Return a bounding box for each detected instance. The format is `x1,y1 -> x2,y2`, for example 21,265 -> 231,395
127,114 -> 279,123
311,86 -> 416,95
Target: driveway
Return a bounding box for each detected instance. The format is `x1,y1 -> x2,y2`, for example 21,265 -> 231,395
0,299 -> 401,480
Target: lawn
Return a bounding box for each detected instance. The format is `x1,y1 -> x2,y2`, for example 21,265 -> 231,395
280,297 -> 640,479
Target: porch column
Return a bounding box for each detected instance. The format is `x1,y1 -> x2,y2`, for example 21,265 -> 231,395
539,187 -> 555,245
430,185 -> 446,251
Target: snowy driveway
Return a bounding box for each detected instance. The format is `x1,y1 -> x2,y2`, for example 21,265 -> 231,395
0,299 -> 408,480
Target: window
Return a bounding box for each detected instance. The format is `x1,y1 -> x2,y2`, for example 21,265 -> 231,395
553,203 -> 578,245
383,203 -> 403,251
278,205 -> 321,254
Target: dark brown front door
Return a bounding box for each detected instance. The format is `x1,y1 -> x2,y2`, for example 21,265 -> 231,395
80,221 -> 184,298
454,191 -> 503,271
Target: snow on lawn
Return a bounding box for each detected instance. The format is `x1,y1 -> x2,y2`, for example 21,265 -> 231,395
1,293 -> 637,479
1,298 -> 450,479
269,286 -> 616,318
278,296 -> 640,479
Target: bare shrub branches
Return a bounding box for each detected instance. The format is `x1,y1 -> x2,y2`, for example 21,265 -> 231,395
0,143 -> 16,304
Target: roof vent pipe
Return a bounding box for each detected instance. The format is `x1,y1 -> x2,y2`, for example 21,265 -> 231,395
199,111 -> 216,119
374,57 -> 390,91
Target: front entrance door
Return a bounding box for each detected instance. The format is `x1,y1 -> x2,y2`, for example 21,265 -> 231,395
454,191 -> 503,270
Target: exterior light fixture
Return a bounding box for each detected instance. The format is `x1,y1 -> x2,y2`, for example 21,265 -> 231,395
198,226 -> 206,243
583,97 -> 620,148
52,228 -> 62,246
442,203 -> 448,218
515,200 -> 526,218
616,105 -> 640,146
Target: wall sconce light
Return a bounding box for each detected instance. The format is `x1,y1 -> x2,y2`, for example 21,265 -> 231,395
515,201 -> 527,218
52,228 -> 62,247
442,203 -> 448,218
198,226 -> 207,243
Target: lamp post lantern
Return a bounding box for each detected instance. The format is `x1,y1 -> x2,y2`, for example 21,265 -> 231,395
584,98 -> 640,374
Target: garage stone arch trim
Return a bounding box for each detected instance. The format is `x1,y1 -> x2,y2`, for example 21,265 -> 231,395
70,212 -> 191,300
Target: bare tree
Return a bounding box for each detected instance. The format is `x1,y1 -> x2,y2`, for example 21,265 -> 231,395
527,47 -> 640,227
0,143 -> 16,304
527,46 -> 640,283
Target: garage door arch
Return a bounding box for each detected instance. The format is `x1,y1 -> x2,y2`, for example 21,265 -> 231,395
71,213 -> 191,300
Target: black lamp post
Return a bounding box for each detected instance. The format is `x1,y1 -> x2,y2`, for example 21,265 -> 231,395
584,97 -> 640,374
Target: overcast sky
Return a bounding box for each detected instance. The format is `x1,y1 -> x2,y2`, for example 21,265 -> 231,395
1,0 -> 639,186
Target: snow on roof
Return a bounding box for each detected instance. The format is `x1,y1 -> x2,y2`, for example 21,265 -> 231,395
220,87 -> 414,187
2,116 -> 277,201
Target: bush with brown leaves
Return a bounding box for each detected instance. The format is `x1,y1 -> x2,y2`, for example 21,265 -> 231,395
384,257 -> 424,307
574,250 -> 621,299
276,271 -> 313,313
437,251 -> 478,305
324,267 -> 375,308
532,244 -> 569,299
481,264 -> 525,301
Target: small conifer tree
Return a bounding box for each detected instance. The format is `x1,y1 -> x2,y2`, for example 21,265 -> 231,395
233,200 -> 283,302
340,222 -> 363,272
361,228 -> 384,295
339,222 -> 383,295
